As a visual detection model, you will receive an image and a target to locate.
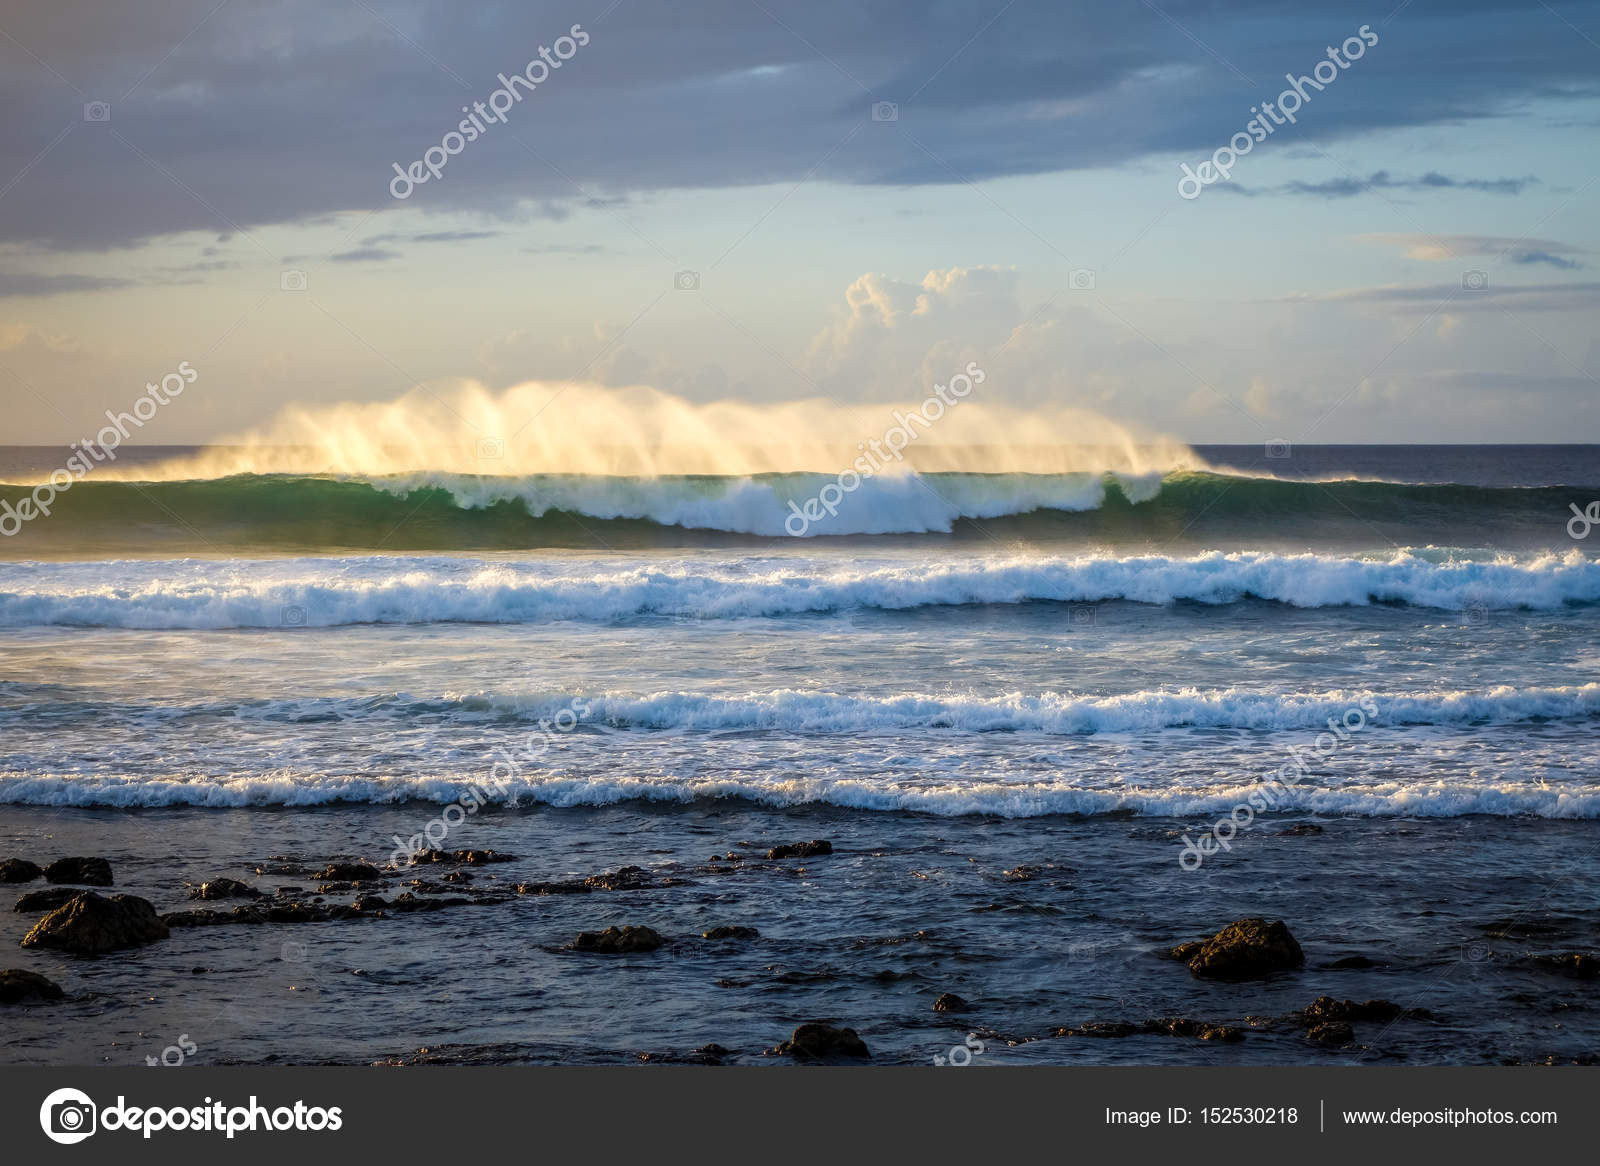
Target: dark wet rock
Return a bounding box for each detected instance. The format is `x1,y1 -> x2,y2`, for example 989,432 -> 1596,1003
352,895 -> 389,912
443,870 -> 473,884
1168,941 -> 1206,962
583,866 -> 655,891
1179,918 -> 1304,981
516,866 -> 670,895
316,882 -> 360,893
0,858 -> 43,883
190,878 -> 262,901
1528,952 -> 1599,980
1057,1021 -> 1144,1039
387,892 -> 483,913
1301,996 -> 1412,1025
409,849 -> 515,866
43,857 -> 113,887
774,1022 -> 870,1060
22,891 -> 168,954
1306,1021 -> 1354,1045
1154,1018 -> 1245,1042
702,925 -> 760,940
315,863 -> 382,881
0,968 -> 64,1004
933,992 -> 970,1013
573,925 -> 664,953
1330,955 -> 1379,969
767,840 -> 833,860
1278,823 -> 1324,836
13,887 -> 83,913
276,886 -> 306,896
1003,864 -> 1052,881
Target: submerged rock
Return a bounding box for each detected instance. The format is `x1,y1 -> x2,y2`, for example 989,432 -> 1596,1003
702,925 -> 760,940
774,1022 -> 870,1060
0,968 -> 64,1004
933,992 -> 970,1013
1301,996 -> 1411,1024
767,840 -> 833,860
1329,955 -> 1379,969
1278,823 -> 1325,836
315,863 -> 382,882
190,878 -> 262,901
22,892 -> 168,954
573,925 -> 664,953
1180,918 -> 1304,981
43,857 -> 113,887
1530,952 -> 1600,980
0,858 -> 43,884
409,849 -> 515,866
13,887 -> 83,913
1306,1021 -> 1354,1045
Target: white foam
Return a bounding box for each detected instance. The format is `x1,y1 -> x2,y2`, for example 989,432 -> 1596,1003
0,549 -> 1594,628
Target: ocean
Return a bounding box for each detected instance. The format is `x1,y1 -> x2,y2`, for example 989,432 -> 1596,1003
2,444 -> 1597,1066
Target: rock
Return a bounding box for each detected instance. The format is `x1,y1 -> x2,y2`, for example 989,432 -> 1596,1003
582,866 -> 655,891
1278,823 -> 1324,836
573,926 -> 664,953
352,895 -> 388,912
1168,941 -> 1206,962
767,840 -> 833,860
0,858 -> 43,883
409,849 -> 515,866
13,887 -> 83,913
775,1022 -> 870,1060
1302,997 -> 1404,1024
189,878 -> 261,901
1306,1021 -> 1354,1045
1154,1018 -> 1245,1042
1181,918 -> 1304,981
315,863 -> 382,881
703,925 -> 760,940
933,993 -> 970,1013
1330,955 -> 1378,969
1060,1021 -> 1144,1038
21,892 -> 169,954
1532,952 -> 1600,980
0,968 -> 64,1004
43,857 -> 113,886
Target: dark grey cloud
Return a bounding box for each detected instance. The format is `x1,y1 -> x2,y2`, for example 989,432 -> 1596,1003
0,271 -> 133,296
0,0 -> 1597,251
328,247 -> 402,263
1226,170 -> 1539,197
1275,280 -> 1600,311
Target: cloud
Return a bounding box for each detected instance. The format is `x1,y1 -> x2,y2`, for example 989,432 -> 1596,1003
1,0 -> 1596,251
327,247 -> 402,263
0,272 -> 133,297
1355,233 -> 1585,268
1228,171 -> 1539,198
1273,280 -> 1600,312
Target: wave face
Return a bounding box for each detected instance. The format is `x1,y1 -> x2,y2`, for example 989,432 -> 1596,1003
0,550 -> 1595,628
1,468 -> 1595,550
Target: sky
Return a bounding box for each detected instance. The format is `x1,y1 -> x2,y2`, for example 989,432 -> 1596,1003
1,0 -> 1598,449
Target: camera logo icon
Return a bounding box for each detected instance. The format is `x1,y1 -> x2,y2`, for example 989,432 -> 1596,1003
1265,438 -> 1292,459
476,437 -> 505,460
280,269 -> 308,292
1069,268 -> 1096,291
1462,269 -> 1489,291
40,1087 -> 97,1144
871,101 -> 899,122
1069,604 -> 1097,627
674,270 -> 700,291
280,604 -> 307,627
83,101 -> 111,123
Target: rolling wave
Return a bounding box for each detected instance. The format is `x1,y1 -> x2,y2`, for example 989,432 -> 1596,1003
1,468 -> 1593,547
0,550 -> 1595,627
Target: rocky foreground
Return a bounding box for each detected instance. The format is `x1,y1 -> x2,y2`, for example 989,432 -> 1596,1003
4,843 -> 1596,1063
